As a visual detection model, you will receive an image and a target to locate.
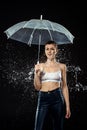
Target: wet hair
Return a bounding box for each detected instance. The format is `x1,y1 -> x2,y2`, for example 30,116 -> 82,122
40,40 -> 58,63
45,40 -> 58,49
45,40 -> 56,44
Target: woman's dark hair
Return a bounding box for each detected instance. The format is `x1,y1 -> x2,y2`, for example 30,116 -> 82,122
45,40 -> 56,44
45,40 -> 58,48
40,40 -> 58,63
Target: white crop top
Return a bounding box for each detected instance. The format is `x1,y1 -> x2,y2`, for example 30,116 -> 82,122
41,70 -> 62,83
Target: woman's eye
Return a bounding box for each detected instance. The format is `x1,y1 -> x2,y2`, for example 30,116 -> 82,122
46,48 -> 50,50
51,48 -> 54,50
46,48 -> 55,50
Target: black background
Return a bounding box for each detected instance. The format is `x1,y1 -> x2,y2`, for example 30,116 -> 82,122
0,1 -> 87,130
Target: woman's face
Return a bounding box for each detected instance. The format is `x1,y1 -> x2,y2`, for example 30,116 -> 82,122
45,44 -> 58,60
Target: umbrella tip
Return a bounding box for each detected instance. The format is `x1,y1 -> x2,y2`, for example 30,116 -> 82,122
40,15 -> 43,20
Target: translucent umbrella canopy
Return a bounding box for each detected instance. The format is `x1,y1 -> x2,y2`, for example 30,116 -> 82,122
4,15 -> 75,62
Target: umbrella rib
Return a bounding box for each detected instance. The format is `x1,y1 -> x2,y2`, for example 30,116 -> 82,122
42,20 -> 54,41
27,22 -> 41,46
47,20 -> 54,31
27,24 -> 42,63
27,27 -> 36,46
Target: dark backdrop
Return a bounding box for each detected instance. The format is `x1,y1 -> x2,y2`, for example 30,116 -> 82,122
0,1 -> 87,130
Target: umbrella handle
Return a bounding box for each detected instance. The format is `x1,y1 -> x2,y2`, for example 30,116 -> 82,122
37,61 -> 39,64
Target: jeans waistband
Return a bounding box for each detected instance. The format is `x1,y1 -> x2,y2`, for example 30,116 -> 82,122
39,87 -> 61,94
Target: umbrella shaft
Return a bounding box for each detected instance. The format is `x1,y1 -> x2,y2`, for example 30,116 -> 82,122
37,34 -> 41,63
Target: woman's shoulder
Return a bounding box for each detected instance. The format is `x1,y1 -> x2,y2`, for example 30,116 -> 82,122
57,62 -> 67,70
38,63 -> 45,67
57,62 -> 66,66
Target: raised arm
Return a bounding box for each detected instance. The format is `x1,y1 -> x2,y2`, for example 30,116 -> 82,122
34,64 -> 42,91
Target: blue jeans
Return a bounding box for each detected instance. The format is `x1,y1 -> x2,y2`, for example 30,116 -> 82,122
34,88 -> 65,130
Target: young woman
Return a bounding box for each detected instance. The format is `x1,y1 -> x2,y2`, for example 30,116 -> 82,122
34,40 -> 71,130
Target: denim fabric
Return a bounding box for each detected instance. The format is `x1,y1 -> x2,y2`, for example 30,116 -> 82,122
34,88 -> 65,130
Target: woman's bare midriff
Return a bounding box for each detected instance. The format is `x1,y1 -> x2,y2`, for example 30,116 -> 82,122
40,82 -> 61,92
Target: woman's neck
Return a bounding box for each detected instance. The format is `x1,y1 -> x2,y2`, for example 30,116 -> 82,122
46,59 -> 57,64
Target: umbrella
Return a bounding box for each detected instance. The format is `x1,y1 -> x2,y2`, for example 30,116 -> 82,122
4,15 -> 75,63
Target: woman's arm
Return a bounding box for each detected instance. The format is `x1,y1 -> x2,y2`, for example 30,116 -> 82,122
34,73 -> 41,91
34,64 -> 42,91
61,64 -> 71,119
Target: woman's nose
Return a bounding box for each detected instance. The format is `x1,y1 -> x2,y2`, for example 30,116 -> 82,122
48,49 -> 51,52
